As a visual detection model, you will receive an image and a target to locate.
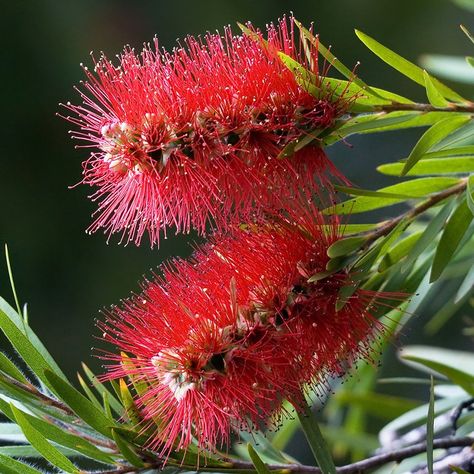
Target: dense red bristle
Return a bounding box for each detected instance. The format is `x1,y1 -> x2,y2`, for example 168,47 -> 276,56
62,17 -> 351,247
99,200 -> 396,460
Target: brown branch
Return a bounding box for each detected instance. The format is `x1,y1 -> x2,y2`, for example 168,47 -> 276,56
94,436 -> 474,474
375,102 -> 474,114
362,178 -> 468,246
0,371 -> 75,416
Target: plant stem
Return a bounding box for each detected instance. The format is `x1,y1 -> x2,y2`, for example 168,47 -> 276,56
95,436 -> 474,474
363,178 -> 468,245
294,399 -> 336,474
376,102 -> 474,114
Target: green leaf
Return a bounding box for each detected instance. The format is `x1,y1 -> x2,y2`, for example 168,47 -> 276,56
423,70 -> 449,107
422,146 -> 474,158
0,297 -> 66,380
296,401 -> 336,474
402,197 -> 456,273
421,54 -> 474,85
0,353 -> 28,384
4,245 -> 21,316
43,369 -> 115,439
334,184 -> 419,199
77,372 -> 103,410
355,30 -> 466,102
0,397 -> 114,464
461,24 -> 474,44
0,454 -> 42,474
427,377 -> 435,474
112,428 -> 144,467
11,404 -> 79,473
467,175 -> 474,215
335,391 -> 421,420
378,157 -> 474,176
327,236 -> 367,258
430,195 -> 474,282
332,113 -> 417,138
451,466 -> 471,474
0,305 -> 65,391
380,396 -> 465,444
400,346 -> 474,395
81,362 -> 123,416
327,177 -> 461,215
402,116 -> 471,175
295,20 -> 383,99
378,231 -> 423,272
247,443 -> 272,474
455,263 -> 474,303
119,378 -> 141,426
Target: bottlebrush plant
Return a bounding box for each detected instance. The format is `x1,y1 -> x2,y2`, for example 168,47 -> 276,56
0,16 -> 473,474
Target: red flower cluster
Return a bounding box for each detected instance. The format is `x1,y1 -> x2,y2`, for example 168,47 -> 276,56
62,18 -> 349,246
100,201 -> 387,458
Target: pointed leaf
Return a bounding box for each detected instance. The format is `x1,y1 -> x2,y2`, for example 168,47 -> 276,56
402,116 -> 471,175
400,346 -> 474,395
296,401 -> 336,474
327,236 -> 367,258
379,231 -> 423,272
427,377 -> 435,474
455,263 -> 474,303
327,177 -> 461,215
0,353 -> 28,383
461,24 -> 474,44
11,404 -> 79,473
0,397 -> 114,464
355,30 -> 465,102
423,70 -> 449,107
81,363 -> 123,415
0,454 -> 42,473
430,195 -> 474,282
402,197 -> 456,273
112,428 -> 144,467
43,369 -> 115,438
378,157 -> 474,176
247,443 -> 272,474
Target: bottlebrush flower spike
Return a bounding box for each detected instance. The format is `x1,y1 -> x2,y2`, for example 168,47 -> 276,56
61,17 -> 350,246
100,200 -> 394,460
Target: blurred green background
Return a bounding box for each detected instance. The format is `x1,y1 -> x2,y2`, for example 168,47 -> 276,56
1,0 -> 473,380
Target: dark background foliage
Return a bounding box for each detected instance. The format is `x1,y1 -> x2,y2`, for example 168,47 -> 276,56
1,0 -> 472,378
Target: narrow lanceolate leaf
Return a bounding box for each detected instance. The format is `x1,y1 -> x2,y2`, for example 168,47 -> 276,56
11,405 -> 79,473
400,346 -> 474,395
379,231 -> 423,272
430,195 -> 474,282
455,263 -> 474,303
467,175 -> 474,215
0,453 -> 42,474
81,362 -> 123,415
402,197 -> 456,273
327,236 -> 367,258
43,369 -> 115,439
0,297 -> 66,381
402,116 -> 471,176
327,177 -> 461,215
0,397 -> 115,464
427,377 -> 435,474
378,157 -> 474,176
0,306 -> 63,391
423,70 -> 449,107
296,402 -> 336,474
247,443 -> 272,474
461,24 -> 474,45
355,30 -> 465,102
112,429 -> 144,467
295,20 -> 382,99
0,352 -> 28,383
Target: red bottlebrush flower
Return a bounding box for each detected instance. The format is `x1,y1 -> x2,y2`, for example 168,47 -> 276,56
100,200 -> 394,459
62,17 -> 350,246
